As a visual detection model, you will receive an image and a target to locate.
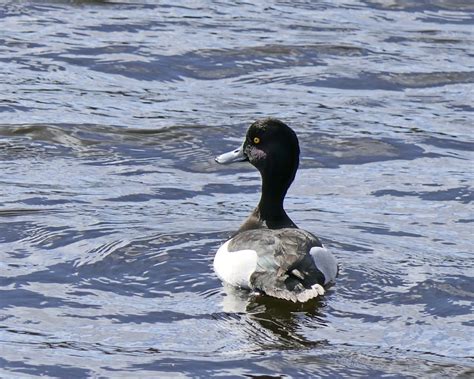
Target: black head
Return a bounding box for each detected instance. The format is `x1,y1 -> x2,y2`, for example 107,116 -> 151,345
243,118 -> 300,182
215,118 -> 301,231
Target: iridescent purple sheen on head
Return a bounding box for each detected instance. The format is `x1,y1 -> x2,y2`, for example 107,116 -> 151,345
246,145 -> 267,163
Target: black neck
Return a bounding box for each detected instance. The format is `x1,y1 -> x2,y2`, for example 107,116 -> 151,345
259,173 -> 296,228
236,172 -> 297,233
252,163 -> 297,229
237,133 -> 300,233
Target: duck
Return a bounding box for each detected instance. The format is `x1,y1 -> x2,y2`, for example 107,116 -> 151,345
213,118 -> 338,303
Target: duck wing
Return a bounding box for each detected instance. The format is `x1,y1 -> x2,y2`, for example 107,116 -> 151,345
228,228 -> 332,302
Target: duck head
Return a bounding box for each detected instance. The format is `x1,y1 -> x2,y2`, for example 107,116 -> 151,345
216,118 -> 299,180
216,118 -> 300,231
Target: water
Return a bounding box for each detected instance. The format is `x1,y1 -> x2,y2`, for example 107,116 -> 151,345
1,0 -> 473,377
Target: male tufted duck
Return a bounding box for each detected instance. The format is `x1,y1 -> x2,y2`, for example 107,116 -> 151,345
214,118 -> 337,303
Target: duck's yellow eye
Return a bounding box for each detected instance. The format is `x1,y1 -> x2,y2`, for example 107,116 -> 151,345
253,137 -> 260,144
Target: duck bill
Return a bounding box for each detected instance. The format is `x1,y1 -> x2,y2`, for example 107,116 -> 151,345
215,143 -> 247,164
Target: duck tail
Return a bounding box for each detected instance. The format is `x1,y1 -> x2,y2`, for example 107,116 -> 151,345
252,271 -> 325,303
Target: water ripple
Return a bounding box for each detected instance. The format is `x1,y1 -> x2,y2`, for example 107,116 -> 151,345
1,1 -> 473,378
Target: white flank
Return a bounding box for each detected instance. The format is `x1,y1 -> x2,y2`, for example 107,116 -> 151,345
310,246 -> 338,285
213,240 -> 258,289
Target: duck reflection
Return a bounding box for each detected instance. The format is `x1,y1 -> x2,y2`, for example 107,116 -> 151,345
220,284 -> 328,349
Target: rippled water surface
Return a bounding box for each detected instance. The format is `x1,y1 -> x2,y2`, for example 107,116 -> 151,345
1,1 -> 473,377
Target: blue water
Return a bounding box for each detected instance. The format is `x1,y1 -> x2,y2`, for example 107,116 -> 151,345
1,1 -> 473,378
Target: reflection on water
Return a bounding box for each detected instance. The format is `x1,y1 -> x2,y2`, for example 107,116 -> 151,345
1,0 -> 473,378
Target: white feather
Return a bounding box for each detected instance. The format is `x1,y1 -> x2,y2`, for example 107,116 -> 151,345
213,240 -> 258,289
310,246 -> 338,285
295,284 -> 325,303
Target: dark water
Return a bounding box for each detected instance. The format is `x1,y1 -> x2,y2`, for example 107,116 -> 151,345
1,1 -> 473,377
